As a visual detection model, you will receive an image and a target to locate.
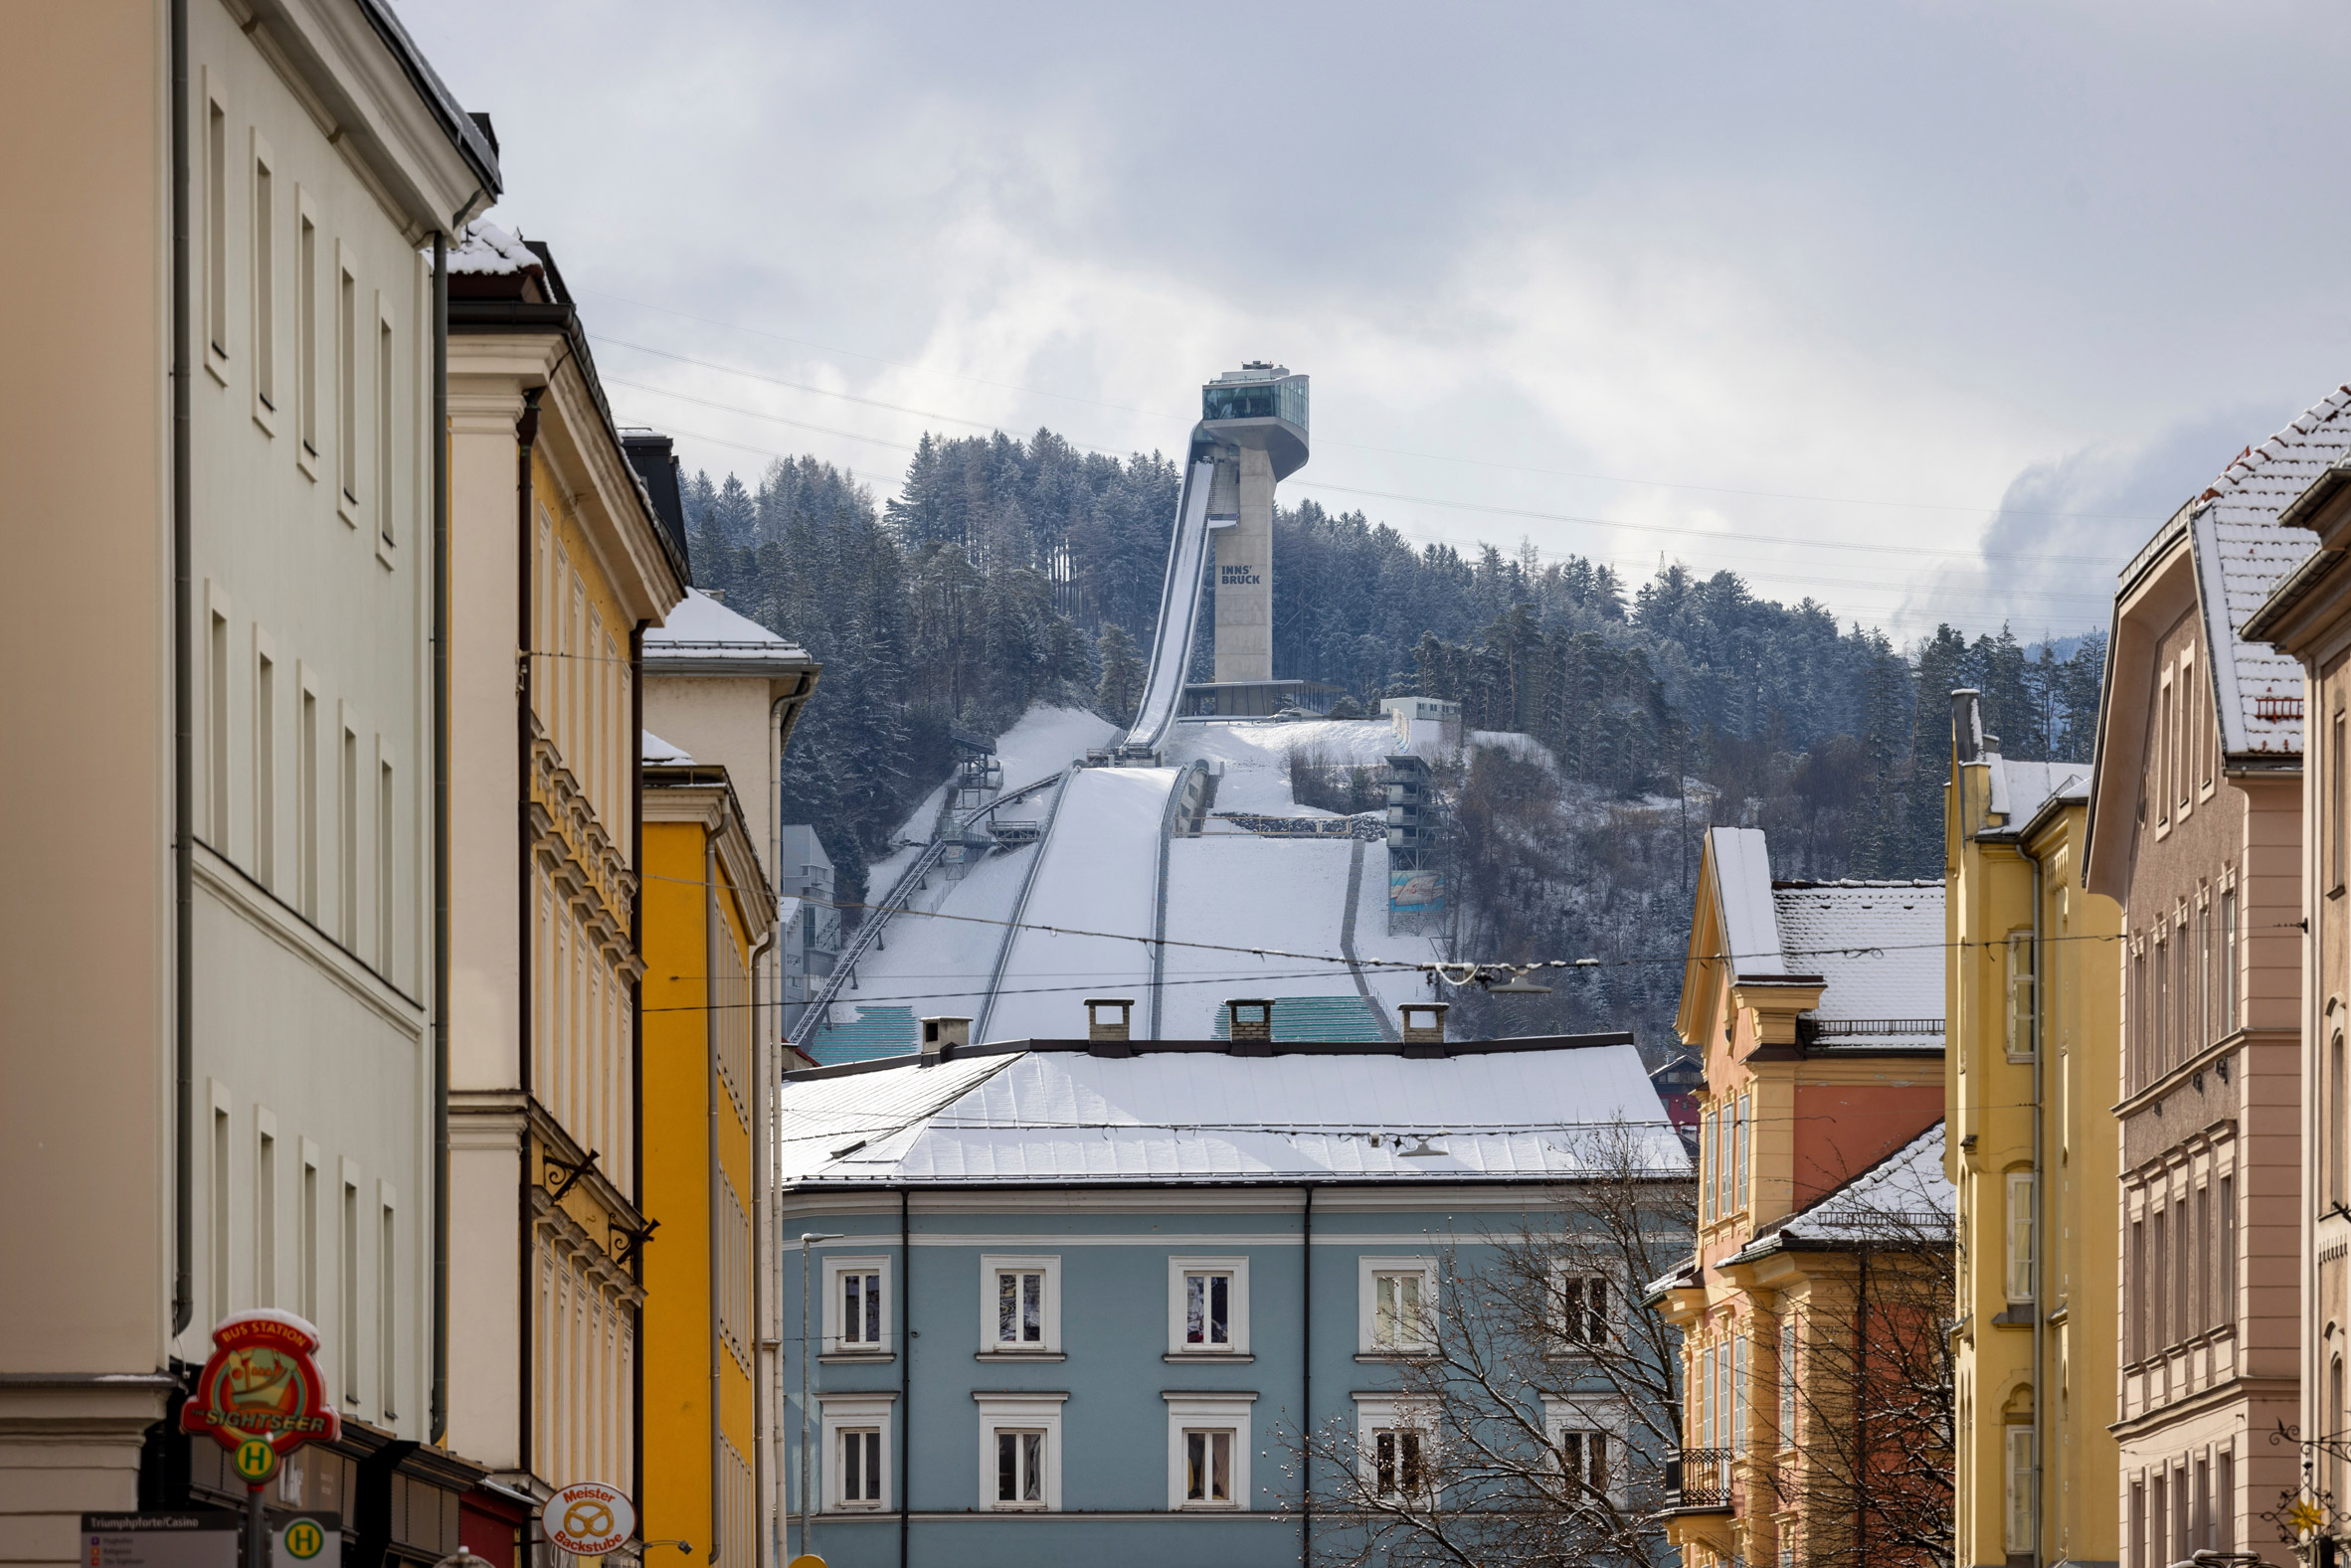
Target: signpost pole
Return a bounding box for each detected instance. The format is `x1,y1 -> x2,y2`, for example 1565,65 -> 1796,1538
247,1484 -> 266,1568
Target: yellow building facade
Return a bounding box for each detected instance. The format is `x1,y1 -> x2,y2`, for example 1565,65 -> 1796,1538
445,221 -> 687,1546
641,760 -> 773,1567
1942,691 -> 2121,1568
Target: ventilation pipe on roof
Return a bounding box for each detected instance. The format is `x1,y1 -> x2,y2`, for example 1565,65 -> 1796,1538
1950,689 -> 1984,765
920,1016 -> 970,1064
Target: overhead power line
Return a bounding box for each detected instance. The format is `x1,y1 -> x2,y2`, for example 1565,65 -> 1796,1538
581,293 -> 2165,524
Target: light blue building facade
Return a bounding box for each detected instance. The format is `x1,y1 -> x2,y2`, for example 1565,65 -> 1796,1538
773,1014 -> 1686,1566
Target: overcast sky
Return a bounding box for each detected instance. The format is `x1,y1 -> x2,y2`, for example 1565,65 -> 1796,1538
397,1 -> 2351,642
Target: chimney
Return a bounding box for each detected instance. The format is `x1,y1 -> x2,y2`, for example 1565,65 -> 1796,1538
919,1015 -> 970,1064
1086,998 -> 1134,1055
1949,689 -> 1983,765
1398,1003 -> 1448,1055
1226,999 -> 1274,1055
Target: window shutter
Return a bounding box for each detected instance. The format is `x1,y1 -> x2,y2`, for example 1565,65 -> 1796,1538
2006,1173 -> 2036,1303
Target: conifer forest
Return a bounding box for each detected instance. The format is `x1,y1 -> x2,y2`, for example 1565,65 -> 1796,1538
683,428 -> 2105,1051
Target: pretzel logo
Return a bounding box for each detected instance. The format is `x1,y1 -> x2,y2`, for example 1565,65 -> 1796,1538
545,1481 -> 634,1554
563,1497 -> 615,1540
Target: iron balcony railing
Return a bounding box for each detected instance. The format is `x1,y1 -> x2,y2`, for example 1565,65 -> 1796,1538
1668,1448 -> 1734,1510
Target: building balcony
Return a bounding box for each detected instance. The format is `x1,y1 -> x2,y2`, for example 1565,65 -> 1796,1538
1667,1448 -> 1734,1512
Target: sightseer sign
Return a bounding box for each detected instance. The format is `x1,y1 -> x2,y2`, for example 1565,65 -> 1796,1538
177,1309 -> 341,1482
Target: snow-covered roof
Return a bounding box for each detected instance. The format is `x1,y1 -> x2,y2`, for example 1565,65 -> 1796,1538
1708,827 -> 1784,977
777,1040 -> 1687,1187
643,589 -> 813,665
640,729 -> 691,765
2182,385 -> 2351,757
444,220 -> 539,276
1986,757 -> 2090,828
1732,1121 -> 1952,1259
1770,881 -> 1944,1042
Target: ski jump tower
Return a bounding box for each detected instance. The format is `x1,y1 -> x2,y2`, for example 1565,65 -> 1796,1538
1201,362 -> 1311,685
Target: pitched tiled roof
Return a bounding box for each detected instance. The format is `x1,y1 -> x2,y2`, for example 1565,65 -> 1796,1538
1769,881 -> 1944,1032
2186,385 -> 2351,757
1730,1121 -> 1953,1260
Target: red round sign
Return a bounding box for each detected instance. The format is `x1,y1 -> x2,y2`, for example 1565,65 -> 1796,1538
178,1309 -> 341,1465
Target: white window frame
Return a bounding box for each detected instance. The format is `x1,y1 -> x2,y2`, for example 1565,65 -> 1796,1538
1359,1256 -> 1439,1354
979,1254 -> 1061,1354
2006,930 -> 2037,1061
819,1393 -> 895,1512
2005,1170 -> 2037,1304
823,1255 -> 892,1355
1168,1256 -> 1251,1356
1164,1392 -> 1255,1509
2004,1424 -> 2037,1553
1354,1393 -> 1439,1503
1540,1395 -> 1626,1506
974,1391 -> 1064,1511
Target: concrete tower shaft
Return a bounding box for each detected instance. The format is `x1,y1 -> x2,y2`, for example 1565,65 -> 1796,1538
1200,364 -> 1308,684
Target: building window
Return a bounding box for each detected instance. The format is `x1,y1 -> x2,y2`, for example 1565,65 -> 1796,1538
2005,1426 -> 2036,1553
378,1194 -> 395,1420
299,684 -> 318,920
1361,1257 -> 1438,1353
2335,709 -> 2347,892
255,643 -> 275,889
339,724 -> 358,947
211,1091 -> 232,1319
377,758 -> 394,975
2155,936 -> 2170,1074
299,1146 -> 318,1322
979,1256 -> 1060,1353
1553,1270 -> 1608,1346
376,310 -> 394,548
2218,1174 -> 2236,1330
2006,931 -> 2035,1059
2220,889 -> 2237,1036
2334,1034 -> 2349,1212
209,606 -> 231,848
206,90 -> 227,364
974,1393 -> 1063,1511
339,1169 -> 359,1404
1777,1314 -> 1798,1446
2005,1171 -> 2036,1304
1169,1257 -> 1251,1354
337,261 -> 357,512
841,1429 -> 881,1505
1184,1430 -> 1234,1503
255,1112 -> 276,1307
1732,1093 -> 1748,1214
821,1395 -> 895,1512
1558,1429 -> 1607,1499
252,135 -> 274,415
296,202 -> 317,460
2128,1218 -> 2146,1361
823,1256 -> 889,1352
2151,1209 -> 2168,1350
1165,1394 -> 1254,1509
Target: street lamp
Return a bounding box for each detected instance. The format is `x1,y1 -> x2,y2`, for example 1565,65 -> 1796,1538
800,1231 -> 846,1561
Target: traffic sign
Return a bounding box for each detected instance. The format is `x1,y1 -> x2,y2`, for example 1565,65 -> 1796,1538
545,1481 -> 634,1556
178,1309 -> 340,1480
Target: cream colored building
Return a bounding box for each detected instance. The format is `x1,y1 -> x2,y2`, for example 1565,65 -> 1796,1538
442,221 -> 686,1541
0,0 -> 494,1558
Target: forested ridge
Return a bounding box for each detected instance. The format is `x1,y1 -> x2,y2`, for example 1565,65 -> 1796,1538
682,428 -> 2105,1042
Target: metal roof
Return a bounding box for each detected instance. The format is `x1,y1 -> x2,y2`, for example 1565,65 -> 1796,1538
777,1040 -> 1687,1188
